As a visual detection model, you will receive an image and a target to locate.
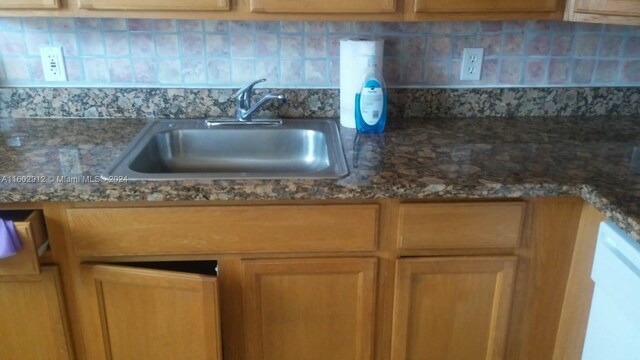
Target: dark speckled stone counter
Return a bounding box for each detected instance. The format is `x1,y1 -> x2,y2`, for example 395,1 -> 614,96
1,116 -> 640,242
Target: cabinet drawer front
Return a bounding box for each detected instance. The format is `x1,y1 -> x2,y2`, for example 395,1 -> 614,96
250,0 -> 396,13
398,202 -> 525,250
0,210 -> 47,276
68,205 -> 378,256
78,0 -> 229,11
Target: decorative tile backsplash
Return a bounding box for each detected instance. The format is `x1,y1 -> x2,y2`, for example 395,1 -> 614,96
0,18 -> 639,88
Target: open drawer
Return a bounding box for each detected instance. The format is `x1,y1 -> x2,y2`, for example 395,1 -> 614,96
0,210 -> 48,276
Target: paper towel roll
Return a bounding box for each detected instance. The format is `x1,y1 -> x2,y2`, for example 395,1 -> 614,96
340,38 -> 384,128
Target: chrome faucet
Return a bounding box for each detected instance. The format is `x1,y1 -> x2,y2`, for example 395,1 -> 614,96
234,79 -> 286,122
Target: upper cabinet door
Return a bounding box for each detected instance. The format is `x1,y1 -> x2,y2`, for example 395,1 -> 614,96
391,256 -> 517,360
242,257 -> 377,360
408,0 -> 564,19
0,0 -> 59,9
80,264 -> 222,360
77,0 -> 229,11
250,0 -> 396,13
565,0 -> 640,25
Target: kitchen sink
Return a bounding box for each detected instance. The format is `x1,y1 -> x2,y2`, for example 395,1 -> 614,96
102,119 -> 349,180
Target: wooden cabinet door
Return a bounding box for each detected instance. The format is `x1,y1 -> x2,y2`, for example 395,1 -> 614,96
572,0 -> 640,17
0,0 -> 59,9
391,256 -> 517,360
408,0 -> 563,19
250,0 -> 396,13
242,257 -> 377,360
0,266 -> 73,360
81,264 -> 221,360
77,0 -> 229,11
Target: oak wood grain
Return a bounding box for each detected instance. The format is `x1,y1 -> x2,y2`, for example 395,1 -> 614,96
67,204 -> 379,256
242,257 -> 377,360
83,264 -> 222,360
0,266 -> 73,359
250,0 -> 395,13
0,0 -> 58,9
552,203 -> 605,360
505,197 -> 584,360
398,201 -> 525,250
391,256 -> 517,360
78,0 -> 228,11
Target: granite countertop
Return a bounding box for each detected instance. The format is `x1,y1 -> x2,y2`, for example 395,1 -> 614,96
1,116 -> 639,241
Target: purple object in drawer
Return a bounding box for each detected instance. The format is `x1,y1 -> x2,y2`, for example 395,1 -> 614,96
0,219 -> 22,259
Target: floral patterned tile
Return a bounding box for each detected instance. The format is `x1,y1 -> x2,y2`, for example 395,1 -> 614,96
1,19 -> 639,87
108,59 -> 133,82
594,60 -> 619,83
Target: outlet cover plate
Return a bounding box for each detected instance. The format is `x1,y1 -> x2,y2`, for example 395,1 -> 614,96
460,48 -> 484,81
40,46 -> 67,82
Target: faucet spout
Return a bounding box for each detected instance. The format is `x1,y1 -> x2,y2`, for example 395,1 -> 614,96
241,94 -> 286,119
235,79 -> 286,121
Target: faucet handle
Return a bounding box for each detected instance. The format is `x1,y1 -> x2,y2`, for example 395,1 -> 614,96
234,78 -> 267,108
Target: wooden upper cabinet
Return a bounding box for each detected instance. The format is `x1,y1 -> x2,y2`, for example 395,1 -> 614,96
565,0 -> 640,25
0,0 -> 59,9
77,0 -> 229,11
250,0 -> 396,13
0,267 -> 73,360
80,263 -> 222,360
408,0 -> 564,19
391,256 -> 517,360
242,257 -> 377,360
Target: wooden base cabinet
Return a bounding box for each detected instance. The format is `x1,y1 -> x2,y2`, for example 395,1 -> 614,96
0,266 -> 73,360
391,257 -> 517,360
242,257 -> 377,360
80,263 -> 222,360
42,199 -> 593,359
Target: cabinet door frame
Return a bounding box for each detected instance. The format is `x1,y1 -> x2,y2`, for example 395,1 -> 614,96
391,256 -> 517,360
80,263 -> 222,360
242,257 -> 378,360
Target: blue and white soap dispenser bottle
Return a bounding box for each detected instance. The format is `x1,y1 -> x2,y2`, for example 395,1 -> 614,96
355,56 -> 387,134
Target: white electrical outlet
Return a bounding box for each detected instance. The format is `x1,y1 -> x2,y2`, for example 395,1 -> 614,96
460,48 -> 484,81
40,46 -> 67,82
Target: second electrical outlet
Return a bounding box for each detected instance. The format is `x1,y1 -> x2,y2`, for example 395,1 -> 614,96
460,48 -> 484,81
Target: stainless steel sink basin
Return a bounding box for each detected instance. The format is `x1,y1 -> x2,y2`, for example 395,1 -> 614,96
103,119 -> 349,180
